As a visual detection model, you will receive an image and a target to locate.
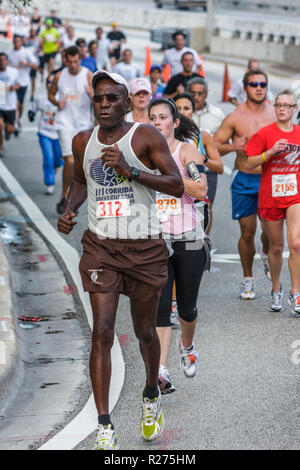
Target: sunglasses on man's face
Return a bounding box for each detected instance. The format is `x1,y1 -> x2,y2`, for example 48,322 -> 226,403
93,93 -> 121,104
247,81 -> 267,88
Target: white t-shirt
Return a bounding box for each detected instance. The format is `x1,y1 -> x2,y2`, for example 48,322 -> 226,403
161,47 -> 201,77
0,66 -> 20,111
32,93 -> 59,140
0,12 -> 9,32
7,47 -> 37,87
55,66 -> 93,131
11,14 -> 30,37
61,33 -> 77,49
97,38 -> 110,69
192,103 -> 225,136
112,62 -> 140,82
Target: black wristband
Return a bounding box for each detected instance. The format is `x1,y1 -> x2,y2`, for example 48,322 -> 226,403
128,167 -> 139,182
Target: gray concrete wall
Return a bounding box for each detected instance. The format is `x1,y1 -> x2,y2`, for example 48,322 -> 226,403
35,0 -> 206,29
33,0 -> 300,67
211,37 -> 286,63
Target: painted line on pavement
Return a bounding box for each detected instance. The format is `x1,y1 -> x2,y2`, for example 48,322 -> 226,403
211,250 -> 290,264
223,164 -> 232,176
0,160 -> 125,451
17,127 -> 38,132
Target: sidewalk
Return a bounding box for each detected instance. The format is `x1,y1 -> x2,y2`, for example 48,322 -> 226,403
0,234 -> 22,414
0,191 -> 92,450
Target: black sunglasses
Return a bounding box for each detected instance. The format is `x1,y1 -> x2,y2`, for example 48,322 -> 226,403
247,81 -> 267,88
93,94 -> 121,104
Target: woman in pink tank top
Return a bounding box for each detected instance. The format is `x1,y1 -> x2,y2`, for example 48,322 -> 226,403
148,98 -> 208,393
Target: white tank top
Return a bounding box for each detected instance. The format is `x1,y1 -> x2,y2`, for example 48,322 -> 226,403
55,66 -> 93,131
83,123 -> 161,239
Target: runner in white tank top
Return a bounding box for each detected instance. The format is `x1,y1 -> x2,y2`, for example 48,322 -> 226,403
57,71 -> 184,449
55,66 -> 93,131
48,45 -> 93,214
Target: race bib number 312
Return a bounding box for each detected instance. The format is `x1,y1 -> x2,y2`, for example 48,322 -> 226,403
272,174 -> 298,197
96,199 -> 131,218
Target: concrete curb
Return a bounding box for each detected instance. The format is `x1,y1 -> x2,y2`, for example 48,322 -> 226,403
0,235 -> 23,414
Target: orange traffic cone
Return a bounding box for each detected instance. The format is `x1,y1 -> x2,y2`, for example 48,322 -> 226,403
162,63 -> 171,83
144,45 -> 152,76
6,22 -> 12,41
199,55 -> 205,77
222,63 -> 231,102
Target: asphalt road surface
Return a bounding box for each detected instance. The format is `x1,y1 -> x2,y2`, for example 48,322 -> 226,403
0,22 -> 300,451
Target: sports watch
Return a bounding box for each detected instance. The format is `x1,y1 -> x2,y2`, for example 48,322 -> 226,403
128,167 -> 139,182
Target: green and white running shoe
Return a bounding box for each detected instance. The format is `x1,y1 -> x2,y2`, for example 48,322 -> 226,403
93,424 -> 119,450
140,390 -> 164,441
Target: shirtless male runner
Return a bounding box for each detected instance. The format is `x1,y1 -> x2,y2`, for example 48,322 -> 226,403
57,71 -> 184,450
214,69 -> 276,300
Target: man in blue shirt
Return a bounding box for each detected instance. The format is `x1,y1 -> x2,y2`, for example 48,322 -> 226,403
76,38 -> 97,73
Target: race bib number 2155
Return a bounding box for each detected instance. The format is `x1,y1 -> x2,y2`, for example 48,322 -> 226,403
272,174 -> 297,197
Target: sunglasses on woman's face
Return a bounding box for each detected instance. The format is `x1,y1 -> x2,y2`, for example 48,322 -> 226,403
246,81 -> 267,88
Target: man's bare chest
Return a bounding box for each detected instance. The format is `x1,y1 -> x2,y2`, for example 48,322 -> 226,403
234,113 -> 275,139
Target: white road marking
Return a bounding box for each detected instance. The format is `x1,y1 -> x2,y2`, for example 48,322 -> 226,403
212,250 -> 290,263
223,164 -> 233,176
17,127 -> 38,133
0,160 -> 125,451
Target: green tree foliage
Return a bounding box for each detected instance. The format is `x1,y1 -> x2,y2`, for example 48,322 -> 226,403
0,1 -> 32,7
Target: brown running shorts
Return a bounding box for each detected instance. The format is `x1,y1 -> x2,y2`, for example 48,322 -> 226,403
79,229 -> 169,302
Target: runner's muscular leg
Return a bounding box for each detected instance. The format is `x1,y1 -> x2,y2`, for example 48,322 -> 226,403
130,297 -> 161,389
238,213 -> 257,277
260,224 -> 270,255
286,203 -> 300,294
89,291 -> 119,415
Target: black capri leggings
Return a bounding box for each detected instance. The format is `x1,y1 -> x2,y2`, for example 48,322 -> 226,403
156,241 -> 207,327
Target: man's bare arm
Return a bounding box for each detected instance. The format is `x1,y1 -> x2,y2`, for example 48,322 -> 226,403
214,114 -> 247,156
202,131 -> 224,174
64,132 -> 88,212
57,132 -> 90,234
48,72 -> 66,109
101,125 -> 184,198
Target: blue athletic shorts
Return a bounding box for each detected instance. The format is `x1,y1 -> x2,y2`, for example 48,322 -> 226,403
231,170 -> 261,220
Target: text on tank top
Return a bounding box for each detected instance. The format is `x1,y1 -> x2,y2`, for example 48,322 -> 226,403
83,123 -> 161,239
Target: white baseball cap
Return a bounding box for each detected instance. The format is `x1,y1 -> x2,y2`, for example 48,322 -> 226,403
130,77 -> 152,96
92,70 -> 130,95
